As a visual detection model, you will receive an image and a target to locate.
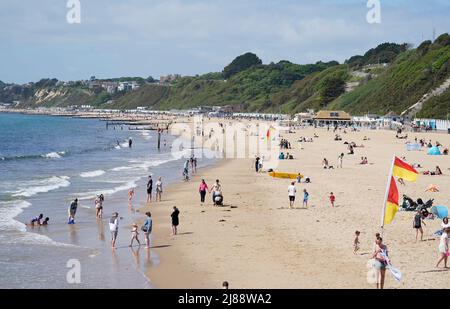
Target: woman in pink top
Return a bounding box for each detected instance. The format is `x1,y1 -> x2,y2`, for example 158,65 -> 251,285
199,179 -> 209,205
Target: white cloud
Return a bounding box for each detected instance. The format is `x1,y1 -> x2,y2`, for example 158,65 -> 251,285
0,0 -> 449,83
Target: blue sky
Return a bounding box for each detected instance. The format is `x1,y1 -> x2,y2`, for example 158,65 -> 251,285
1,0 -> 449,84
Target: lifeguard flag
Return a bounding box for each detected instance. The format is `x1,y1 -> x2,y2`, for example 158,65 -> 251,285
392,157 -> 418,182
266,126 -> 274,140
384,176 -> 399,225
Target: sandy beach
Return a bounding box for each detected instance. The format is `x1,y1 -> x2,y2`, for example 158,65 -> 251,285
140,121 -> 450,289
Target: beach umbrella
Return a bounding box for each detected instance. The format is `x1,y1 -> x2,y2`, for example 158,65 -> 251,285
431,206 -> 448,219
427,146 -> 441,156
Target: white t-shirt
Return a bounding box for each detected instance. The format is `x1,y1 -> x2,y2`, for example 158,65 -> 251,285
288,185 -> 297,197
109,218 -> 118,232
441,222 -> 450,229
439,232 -> 449,248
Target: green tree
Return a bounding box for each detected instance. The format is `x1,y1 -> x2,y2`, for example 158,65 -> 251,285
223,53 -> 262,79
319,75 -> 346,104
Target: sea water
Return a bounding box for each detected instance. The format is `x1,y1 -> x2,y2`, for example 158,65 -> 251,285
0,113 -> 213,288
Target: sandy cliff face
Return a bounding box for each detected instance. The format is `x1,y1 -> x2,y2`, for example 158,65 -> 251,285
33,88 -> 69,105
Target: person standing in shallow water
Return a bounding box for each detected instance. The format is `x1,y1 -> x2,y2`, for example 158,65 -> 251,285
155,177 -> 163,202
142,212 -> 153,248
171,206 -> 180,235
109,212 -> 119,249
68,198 -> 78,224
146,176 -> 153,203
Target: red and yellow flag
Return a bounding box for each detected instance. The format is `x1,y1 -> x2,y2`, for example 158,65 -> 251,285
384,176 -> 399,225
266,126 -> 275,140
392,157 -> 418,182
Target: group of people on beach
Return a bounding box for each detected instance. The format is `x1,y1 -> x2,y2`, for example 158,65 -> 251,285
182,155 -> 198,181
144,175 -> 163,204
199,179 -> 223,206
287,182 -> 309,209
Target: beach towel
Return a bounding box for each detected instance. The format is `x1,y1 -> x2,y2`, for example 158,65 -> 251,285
406,143 -> 421,151
381,250 -> 402,283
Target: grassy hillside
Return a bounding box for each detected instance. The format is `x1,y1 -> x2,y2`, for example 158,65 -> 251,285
271,65 -> 351,113
107,84 -> 169,109
329,41 -> 450,115
159,61 -> 338,112
417,89 -> 450,119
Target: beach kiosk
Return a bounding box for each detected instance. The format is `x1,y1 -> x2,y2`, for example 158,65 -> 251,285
313,110 -> 352,126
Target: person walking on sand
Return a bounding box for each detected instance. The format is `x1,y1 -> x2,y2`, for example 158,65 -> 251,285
372,236 -> 388,289
288,182 -> 297,208
303,189 -> 309,208
413,210 -> 426,242
436,227 -> 449,268
109,212 -> 119,249
338,153 -> 344,168
146,176 -> 153,203
171,206 -> 180,235
155,177 -> 163,202
199,179 -> 208,205
142,212 -> 153,248
354,231 -> 361,254
129,223 -> 140,247
68,198 -> 78,224
210,179 -> 223,206
255,156 -> 260,173
329,192 -> 336,207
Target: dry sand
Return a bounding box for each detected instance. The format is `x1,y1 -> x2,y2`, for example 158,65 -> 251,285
140,122 -> 450,289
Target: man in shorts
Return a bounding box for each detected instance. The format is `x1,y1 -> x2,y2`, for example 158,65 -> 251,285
288,182 -> 297,208
413,210 -> 426,242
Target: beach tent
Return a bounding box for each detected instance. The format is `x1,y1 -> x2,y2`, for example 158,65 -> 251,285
406,143 -> 421,151
431,206 -> 448,219
427,146 -> 441,155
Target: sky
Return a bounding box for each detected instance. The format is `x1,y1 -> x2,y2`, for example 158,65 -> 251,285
1,0 -> 450,84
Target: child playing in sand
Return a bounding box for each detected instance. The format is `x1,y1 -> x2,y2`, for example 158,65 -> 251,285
329,192 -> 335,207
129,223 -> 141,247
354,231 -> 360,254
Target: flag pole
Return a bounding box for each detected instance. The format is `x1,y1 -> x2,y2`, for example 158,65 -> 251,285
380,155 -> 396,238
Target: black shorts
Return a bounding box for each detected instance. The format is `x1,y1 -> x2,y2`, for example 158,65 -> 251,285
147,188 -> 152,194
289,196 -> 295,202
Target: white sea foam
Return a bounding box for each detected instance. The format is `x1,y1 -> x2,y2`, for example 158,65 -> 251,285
75,179 -> 139,200
11,176 -> 71,198
0,200 -> 73,247
110,166 -> 134,172
79,170 -> 106,178
41,151 -> 65,159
